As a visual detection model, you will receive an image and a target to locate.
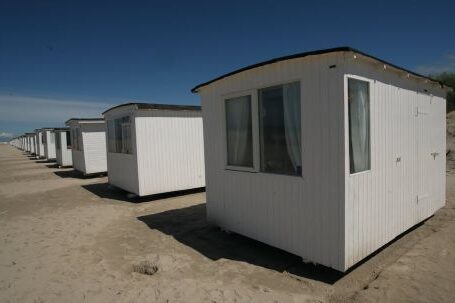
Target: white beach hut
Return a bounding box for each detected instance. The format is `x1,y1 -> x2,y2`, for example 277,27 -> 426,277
65,118 -> 107,175
35,129 -> 45,158
102,103 -> 205,196
192,46 -> 450,272
26,133 -> 36,155
41,128 -> 57,160
24,134 -> 30,152
55,128 -> 73,167
25,133 -> 35,155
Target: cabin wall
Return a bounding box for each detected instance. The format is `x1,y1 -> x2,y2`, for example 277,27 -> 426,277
135,110 -> 205,196
56,132 -> 73,167
44,131 -> 56,160
37,132 -> 44,157
72,150 -> 86,173
343,55 -> 447,269
81,124 -> 107,174
105,109 -> 140,195
199,53 -> 346,270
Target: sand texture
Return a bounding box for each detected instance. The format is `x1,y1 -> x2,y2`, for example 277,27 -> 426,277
1,113 -> 455,302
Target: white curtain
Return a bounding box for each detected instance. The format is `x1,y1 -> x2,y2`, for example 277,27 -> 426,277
349,79 -> 370,173
283,82 -> 302,173
226,96 -> 252,166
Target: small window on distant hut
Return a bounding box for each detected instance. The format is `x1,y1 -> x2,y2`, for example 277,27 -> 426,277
66,131 -> 71,149
42,133 -> 46,144
107,116 -> 132,154
50,132 -> 55,144
258,82 -> 301,176
348,78 -> 370,174
225,95 -> 253,168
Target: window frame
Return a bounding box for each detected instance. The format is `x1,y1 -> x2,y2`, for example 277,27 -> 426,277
222,89 -> 259,173
344,75 -> 372,176
222,79 -> 303,178
106,115 -> 133,155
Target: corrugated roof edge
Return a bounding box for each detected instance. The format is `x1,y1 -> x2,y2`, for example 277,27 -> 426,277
190,46 -> 451,93
102,102 -> 201,115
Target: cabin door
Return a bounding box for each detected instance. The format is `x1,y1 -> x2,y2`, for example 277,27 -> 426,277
416,93 -> 444,222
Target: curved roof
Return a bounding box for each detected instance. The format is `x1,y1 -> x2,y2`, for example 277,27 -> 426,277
102,102 -> 201,115
191,46 -> 449,93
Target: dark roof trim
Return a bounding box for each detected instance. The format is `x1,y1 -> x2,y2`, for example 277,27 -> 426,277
65,118 -> 104,124
190,46 -> 448,93
102,102 -> 201,115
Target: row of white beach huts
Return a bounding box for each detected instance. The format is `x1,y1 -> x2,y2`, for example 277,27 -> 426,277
8,47 -> 450,272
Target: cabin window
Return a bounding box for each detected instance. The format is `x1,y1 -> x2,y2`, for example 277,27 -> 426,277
42,133 -> 46,144
258,82 -> 301,176
225,95 -> 253,168
66,131 -> 71,149
348,78 -> 370,174
107,116 -> 132,154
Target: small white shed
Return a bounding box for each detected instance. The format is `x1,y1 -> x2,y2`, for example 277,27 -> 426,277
41,128 -> 57,160
102,103 -> 205,196
192,47 -> 450,272
26,133 -> 35,155
65,118 -> 107,175
35,129 -> 45,158
55,128 -> 73,167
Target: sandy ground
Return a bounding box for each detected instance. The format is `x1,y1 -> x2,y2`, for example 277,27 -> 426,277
0,144 -> 455,303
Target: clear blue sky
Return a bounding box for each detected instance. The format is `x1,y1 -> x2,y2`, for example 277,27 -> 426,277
0,0 -> 454,138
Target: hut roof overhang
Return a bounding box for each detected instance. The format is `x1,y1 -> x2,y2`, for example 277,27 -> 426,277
191,46 -> 453,93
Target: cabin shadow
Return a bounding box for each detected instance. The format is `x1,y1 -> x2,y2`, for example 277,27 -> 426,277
137,204 -> 431,285
46,163 -> 60,169
53,169 -> 104,179
35,159 -> 55,164
137,203 -> 344,284
82,183 -> 205,203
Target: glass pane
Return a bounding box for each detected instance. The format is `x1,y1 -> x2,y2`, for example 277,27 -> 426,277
66,131 -> 71,148
259,82 -> 301,175
348,78 -> 370,173
107,120 -> 116,153
225,95 -> 253,167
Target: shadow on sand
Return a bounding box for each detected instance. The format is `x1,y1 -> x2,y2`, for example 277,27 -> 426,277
53,169 -> 105,179
137,203 -> 344,284
137,203 -> 429,285
46,163 -> 60,169
35,159 -> 55,164
81,182 -> 205,203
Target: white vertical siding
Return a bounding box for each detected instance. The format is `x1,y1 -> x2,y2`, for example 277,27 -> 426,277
135,110 -> 205,196
105,109 -> 140,194
81,124 -> 107,174
107,152 -> 139,194
44,130 -> 56,160
343,57 -> 446,269
56,131 -> 73,167
36,132 -> 44,157
199,53 -> 346,271
72,150 -> 86,173
29,136 -> 36,154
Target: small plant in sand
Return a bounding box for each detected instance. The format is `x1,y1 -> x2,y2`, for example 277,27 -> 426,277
132,261 -> 159,276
